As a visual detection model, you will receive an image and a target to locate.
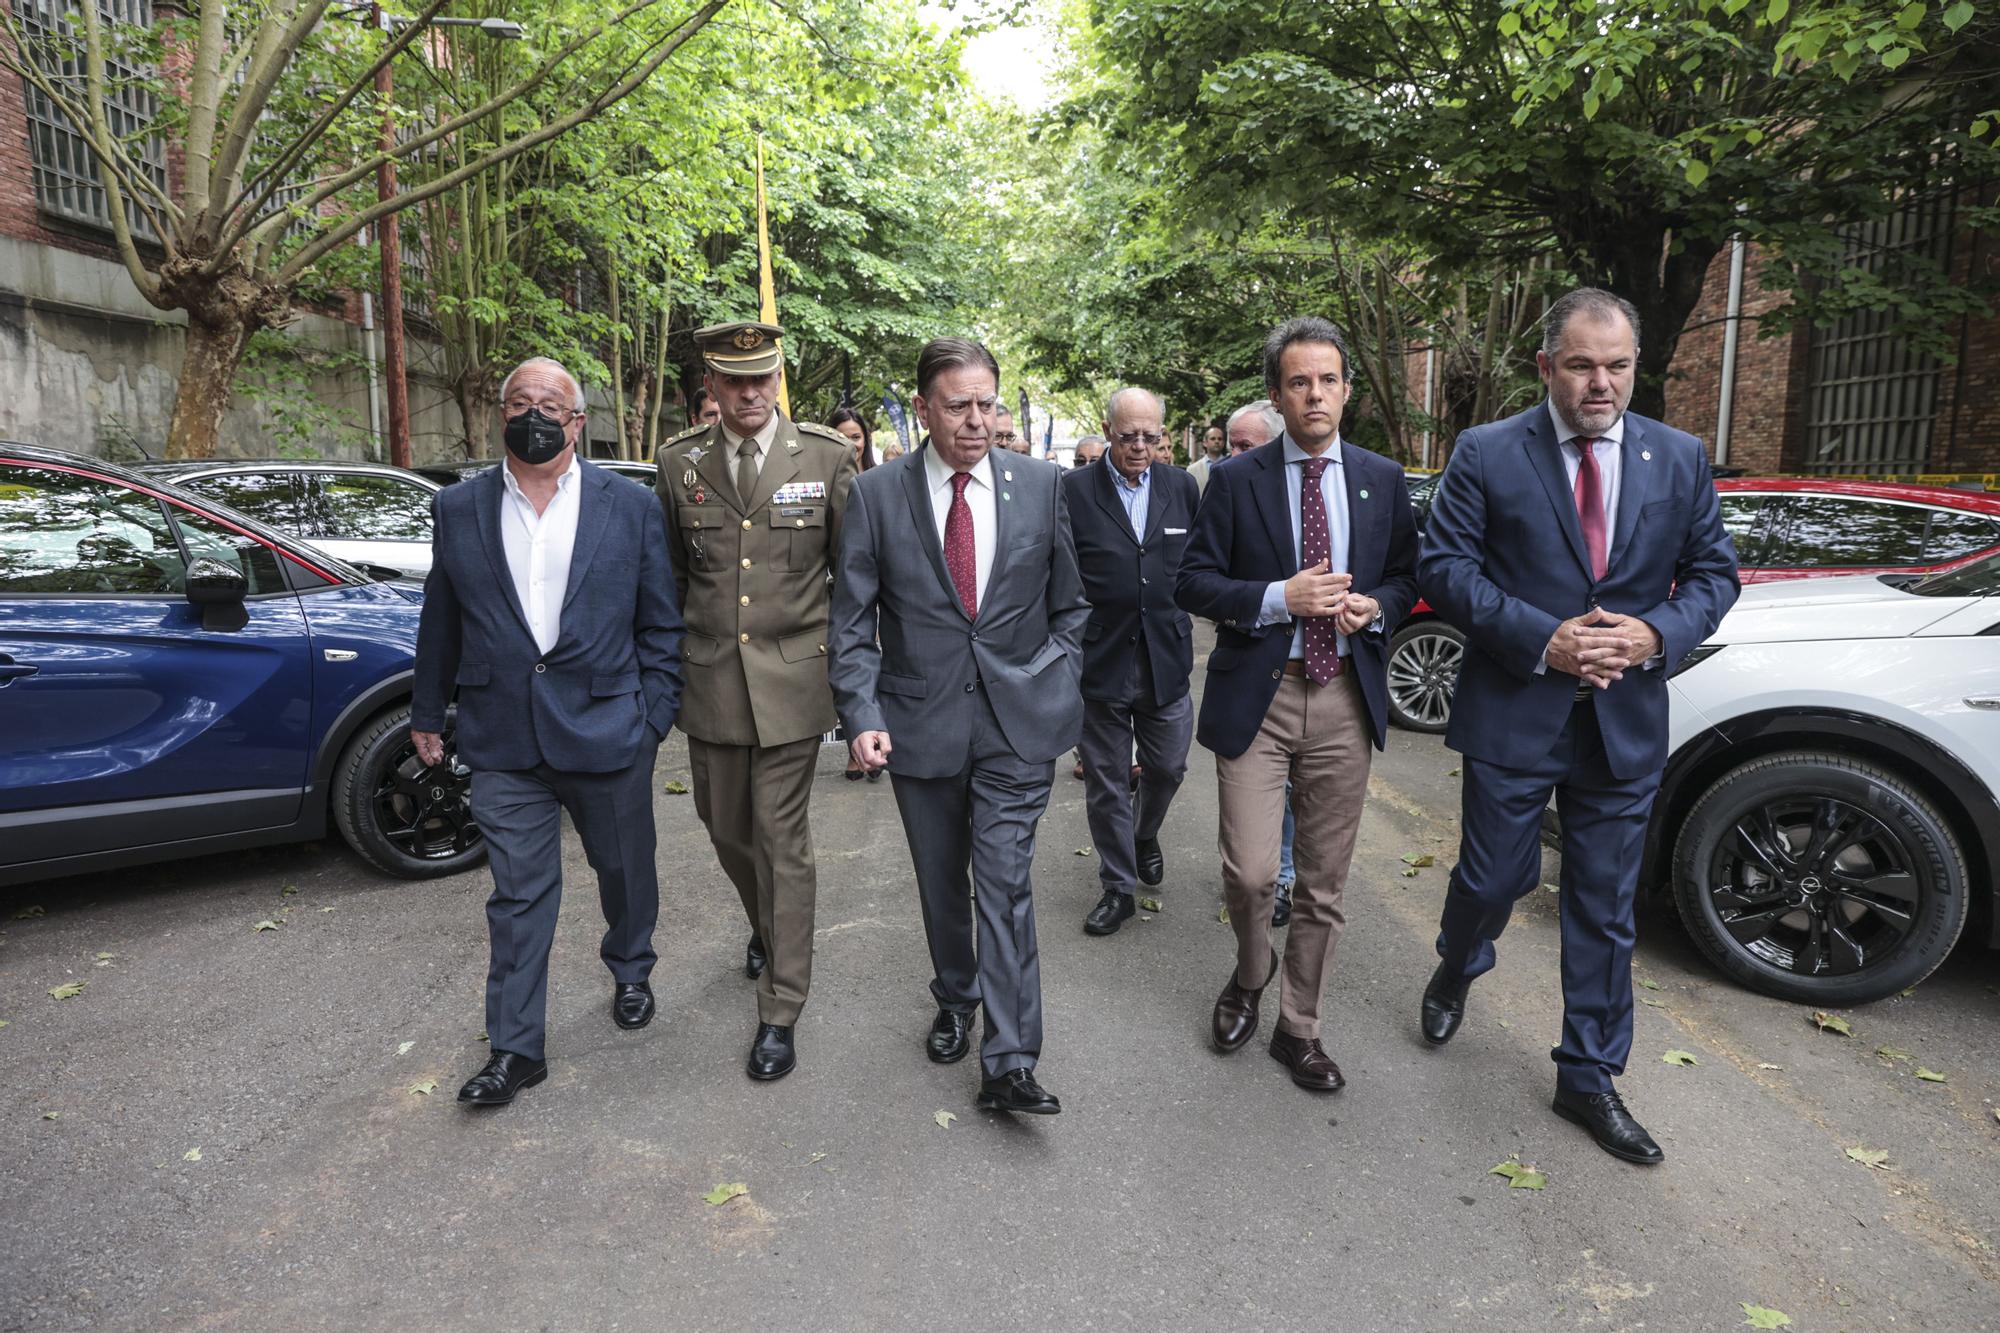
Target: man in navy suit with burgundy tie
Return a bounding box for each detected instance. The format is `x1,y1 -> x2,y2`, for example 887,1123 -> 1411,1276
1417,288 -> 1739,1164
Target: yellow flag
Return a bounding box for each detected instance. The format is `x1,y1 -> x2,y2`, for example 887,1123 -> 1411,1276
755,134 -> 791,418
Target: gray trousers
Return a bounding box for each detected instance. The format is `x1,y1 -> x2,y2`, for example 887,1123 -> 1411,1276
1079,649 -> 1193,896
889,685 -> 1053,1078
470,750 -> 660,1062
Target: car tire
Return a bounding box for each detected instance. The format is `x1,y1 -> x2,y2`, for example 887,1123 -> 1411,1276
1387,621 -> 1463,734
331,703 -> 486,879
1671,750 -> 1968,1006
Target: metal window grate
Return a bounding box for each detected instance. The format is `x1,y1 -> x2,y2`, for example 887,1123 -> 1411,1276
16,0 -> 167,240
1801,194 -> 1956,475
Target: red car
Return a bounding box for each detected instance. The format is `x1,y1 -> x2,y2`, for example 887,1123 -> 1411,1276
1387,477 -> 2000,733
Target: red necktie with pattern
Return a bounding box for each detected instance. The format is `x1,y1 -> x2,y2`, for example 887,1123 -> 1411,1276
1574,440 -> 1609,580
1300,456 -> 1342,685
945,471 -> 977,618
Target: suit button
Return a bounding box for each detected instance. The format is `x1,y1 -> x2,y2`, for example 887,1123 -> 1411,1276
1271,669 -> 1281,680
1137,548 -> 1144,555
795,519 -> 805,528
740,633 -> 750,643
742,519 -> 752,530
534,663 -> 546,674
964,682 -> 975,693
740,595 -> 750,606
741,558 -> 751,569
1141,577 -> 1149,585
1128,635 -> 1136,643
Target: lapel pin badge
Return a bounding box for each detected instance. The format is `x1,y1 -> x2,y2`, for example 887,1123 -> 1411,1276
1003,470 -> 1014,482
1003,492 -> 1011,501
1642,450 -> 1652,461
687,446 -> 705,464
1359,488 -> 1369,500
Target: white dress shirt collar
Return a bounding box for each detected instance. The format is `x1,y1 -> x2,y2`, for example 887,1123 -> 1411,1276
924,444 -> 994,495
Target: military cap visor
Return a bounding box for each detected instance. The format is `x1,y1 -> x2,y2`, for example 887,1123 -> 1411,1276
697,321 -> 785,377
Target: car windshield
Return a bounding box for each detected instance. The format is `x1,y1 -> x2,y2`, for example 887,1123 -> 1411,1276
1906,549 -> 2000,598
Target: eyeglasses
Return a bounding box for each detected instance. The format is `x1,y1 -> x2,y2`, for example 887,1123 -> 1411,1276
503,397 -> 582,424
994,431 -> 1020,444
1112,430 -> 1164,447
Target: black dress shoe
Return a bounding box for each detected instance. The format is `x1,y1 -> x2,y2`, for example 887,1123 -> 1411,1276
1271,881 -> 1293,929
1212,949 -> 1279,1052
1084,888 -> 1136,936
747,1022 -> 796,1081
927,1008 -> 973,1064
1421,963 -> 1470,1046
1135,837 -> 1164,887
1269,1030 -> 1346,1092
976,1068 -> 1061,1115
1553,1086 -> 1665,1165
744,934 -> 768,980
456,1051 -> 548,1106
612,980 -> 655,1030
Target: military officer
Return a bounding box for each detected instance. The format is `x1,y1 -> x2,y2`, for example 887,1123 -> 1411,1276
655,320 -> 858,1081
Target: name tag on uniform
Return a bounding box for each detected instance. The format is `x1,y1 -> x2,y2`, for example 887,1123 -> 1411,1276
773,481 -> 826,504
1166,526 -> 1188,535
778,506 -> 814,517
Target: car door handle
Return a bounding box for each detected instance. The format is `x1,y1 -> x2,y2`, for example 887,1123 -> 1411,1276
1967,696 -> 2000,710
0,661 -> 39,685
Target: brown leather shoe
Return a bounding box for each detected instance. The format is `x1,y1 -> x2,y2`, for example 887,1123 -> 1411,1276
1212,949 -> 1278,1052
1269,1030 -> 1345,1092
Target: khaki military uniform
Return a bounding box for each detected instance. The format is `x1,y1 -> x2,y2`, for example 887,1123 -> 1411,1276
656,414 -> 856,1026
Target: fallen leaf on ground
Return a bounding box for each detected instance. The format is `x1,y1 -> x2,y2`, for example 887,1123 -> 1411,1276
934,1109 -> 957,1129
94,951 -> 116,960
808,1152 -> 827,1164
1637,977 -> 1662,991
1217,906 -> 1230,923
1543,882 -> 1559,893
1400,853 -> 1435,868
409,1079 -> 438,1096
183,1148 -> 202,1162
1876,1045 -> 1912,1061
1811,1011 -> 1854,1036
252,920 -> 279,933
1757,1062 -> 1784,1070
1991,1109 -> 1999,1125
397,1041 -> 416,1056
1400,868 -> 1420,879
1489,1157 -> 1547,1190
1662,1049 -> 1699,1067
42,1111 -> 58,1120
477,1033 -> 489,1042
13,906 -> 45,919
1447,768 -> 1461,777
281,885 -> 298,897
1845,1146 -> 1892,1170
1138,915 -> 1152,922
663,780 -> 690,795
702,1182 -> 747,1206
319,906 -> 336,912
1915,1068 -> 1947,1083
1899,986 -> 1917,998
0,1020 -> 9,1029
1740,1304 -> 1792,1329
48,981 -> 85,1000
1073,847 -> 1092,856
1497,1019 -> 1512,1029
1138,897 -> 1163,913
1640,998 -> 1665,1008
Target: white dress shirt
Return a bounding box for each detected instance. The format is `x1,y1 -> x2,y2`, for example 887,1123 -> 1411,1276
923,446 -> 997,607
499,455 -> 582,655
721,415 -> 782,481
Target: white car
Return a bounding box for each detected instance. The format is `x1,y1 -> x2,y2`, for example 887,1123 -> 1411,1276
139,460 -> 443,577
1653,555 -> 2000,1004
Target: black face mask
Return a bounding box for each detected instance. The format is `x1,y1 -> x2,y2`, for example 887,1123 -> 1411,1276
504,409 -> 568,465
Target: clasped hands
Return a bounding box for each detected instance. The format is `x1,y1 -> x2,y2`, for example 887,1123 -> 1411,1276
1546,607 -> 1661,689
1283,561 -> 1379,635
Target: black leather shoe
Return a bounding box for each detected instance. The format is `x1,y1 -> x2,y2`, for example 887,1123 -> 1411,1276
1421,963 -> 1470,1046
1269,1030 -> 1346,1092
745,934 -> 767,980
1271,881 -> 1294,929
612,981 -> 655,1030
976,1068 -> 1061,1115
1084,888 -> 1136,936
747,1022 -> 796,1081
927,1008 -> 972,1064
456,1051 -> 548,1107
1212,949 -> 1279,1052
1553,1086 -> 1665,1165
1135,837 -> 1164,887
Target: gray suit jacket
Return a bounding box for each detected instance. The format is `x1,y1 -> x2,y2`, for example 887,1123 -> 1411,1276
830,447 -> 1089,778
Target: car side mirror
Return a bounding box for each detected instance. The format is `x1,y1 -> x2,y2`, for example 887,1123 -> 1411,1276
185,556 -> 248,605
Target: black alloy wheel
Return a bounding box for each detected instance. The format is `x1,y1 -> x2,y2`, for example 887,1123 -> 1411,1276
1387,621 -> 1463,734
1671,750 -> 1968,1005
332,703 -> 487,878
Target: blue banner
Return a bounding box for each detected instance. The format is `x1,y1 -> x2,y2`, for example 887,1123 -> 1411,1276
882,391 -> 912,455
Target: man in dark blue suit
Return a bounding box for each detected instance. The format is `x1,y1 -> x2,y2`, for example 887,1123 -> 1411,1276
1417,289 -> 1738,1163
413,357 -> 685,1107
1062,386 -> 1201,936
1177,318 -> 1419,1092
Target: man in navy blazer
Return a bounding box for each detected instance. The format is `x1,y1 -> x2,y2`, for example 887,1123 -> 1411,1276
1177,317 -> 1419,1092
1062,386 -> 1202,936
413,357 -> 685,1107
1417,289 -> 1738,1164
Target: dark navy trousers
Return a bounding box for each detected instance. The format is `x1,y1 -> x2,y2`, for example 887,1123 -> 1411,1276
1435,697 -> 1661,1093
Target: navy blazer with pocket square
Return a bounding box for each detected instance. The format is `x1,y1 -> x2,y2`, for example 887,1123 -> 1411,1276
1062,457 -> 1201,707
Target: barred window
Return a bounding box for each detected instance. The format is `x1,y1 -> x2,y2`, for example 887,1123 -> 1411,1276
15,0 -> 167,239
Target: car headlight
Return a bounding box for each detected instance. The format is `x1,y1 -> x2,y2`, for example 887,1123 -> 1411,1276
1669,643 -> 1725,679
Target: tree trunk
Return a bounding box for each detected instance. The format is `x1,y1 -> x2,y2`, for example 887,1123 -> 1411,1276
456,371 -> 498,458
165,315 -> 254,459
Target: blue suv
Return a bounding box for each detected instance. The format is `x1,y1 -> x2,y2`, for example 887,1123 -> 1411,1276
0,443 -> 484,884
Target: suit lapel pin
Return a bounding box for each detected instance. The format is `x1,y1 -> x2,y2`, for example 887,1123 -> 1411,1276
1003,470 -> 1013,482
1359,489 -> 1369,500
1642,449 -> 1652,461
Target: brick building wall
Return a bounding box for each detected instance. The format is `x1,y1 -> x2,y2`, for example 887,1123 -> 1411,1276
1663,244 -> 1807,474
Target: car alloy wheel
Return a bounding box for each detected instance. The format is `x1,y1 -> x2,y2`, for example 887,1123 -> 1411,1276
1387,621 -> 1463,734
332,703 -> 487,879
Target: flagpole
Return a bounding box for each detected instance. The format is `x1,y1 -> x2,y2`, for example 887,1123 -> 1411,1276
755,133 -> 791,418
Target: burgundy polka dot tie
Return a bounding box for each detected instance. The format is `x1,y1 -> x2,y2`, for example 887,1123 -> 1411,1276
945,471 -> 977,618
1300,456 -> 1342,685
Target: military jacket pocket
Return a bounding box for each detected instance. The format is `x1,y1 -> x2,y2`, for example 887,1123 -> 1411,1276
768,504 -> 826,572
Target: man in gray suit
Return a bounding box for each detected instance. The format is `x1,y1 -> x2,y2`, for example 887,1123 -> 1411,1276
830,336 -> 1089,1115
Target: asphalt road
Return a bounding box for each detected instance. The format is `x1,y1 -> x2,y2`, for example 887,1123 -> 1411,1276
4,641 -> 1998,1331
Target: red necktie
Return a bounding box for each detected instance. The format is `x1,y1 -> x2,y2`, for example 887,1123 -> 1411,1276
1574,440 -> 1608,580
1299,456 -> 1343,685
945,471 -> 977,618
